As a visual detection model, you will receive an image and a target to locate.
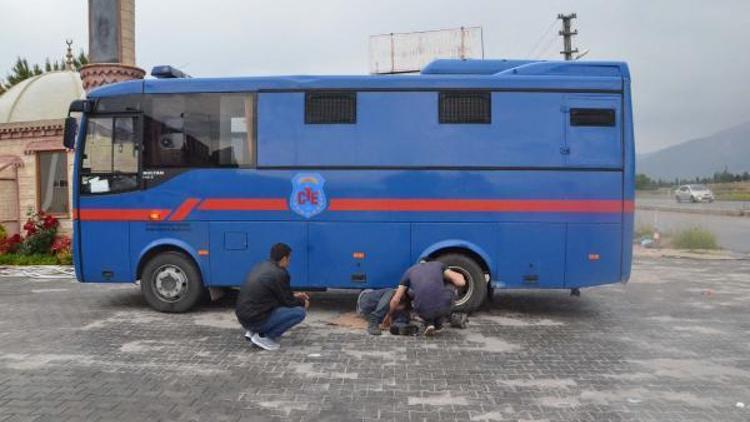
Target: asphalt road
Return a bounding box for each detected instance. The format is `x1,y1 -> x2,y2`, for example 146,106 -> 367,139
636,196 -> 750,212
635,209 -> 750,253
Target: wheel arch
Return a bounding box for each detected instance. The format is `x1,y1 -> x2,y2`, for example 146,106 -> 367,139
135,239 -> 207,285
418,239 -> 493,277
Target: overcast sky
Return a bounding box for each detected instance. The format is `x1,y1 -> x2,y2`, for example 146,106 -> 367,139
2,0 -> 749,153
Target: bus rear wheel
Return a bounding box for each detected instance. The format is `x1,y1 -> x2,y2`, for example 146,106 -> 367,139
434,253 -> 487,313
141,251 -> 206,313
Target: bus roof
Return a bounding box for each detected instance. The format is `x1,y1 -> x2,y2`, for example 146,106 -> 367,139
88,59 -> 630,98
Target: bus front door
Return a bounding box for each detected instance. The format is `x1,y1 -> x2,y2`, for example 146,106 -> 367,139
77,115 -> 142,282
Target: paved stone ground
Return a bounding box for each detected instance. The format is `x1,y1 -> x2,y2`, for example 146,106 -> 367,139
1,257 -> 749,421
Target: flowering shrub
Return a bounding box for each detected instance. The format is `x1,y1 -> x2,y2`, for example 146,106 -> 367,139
0,234 -> 23,255
51,236 -> 73,264
0,211 -> 72,264
18,210 -> 59,255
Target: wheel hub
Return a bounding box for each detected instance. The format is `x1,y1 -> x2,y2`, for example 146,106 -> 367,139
449,265 -> 474,307
153,265 -> 188,302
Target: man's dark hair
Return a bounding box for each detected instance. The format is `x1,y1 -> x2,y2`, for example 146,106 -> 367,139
270,243 -> 292,262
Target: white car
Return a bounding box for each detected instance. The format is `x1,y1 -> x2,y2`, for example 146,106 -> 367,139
675,184 -> 714,203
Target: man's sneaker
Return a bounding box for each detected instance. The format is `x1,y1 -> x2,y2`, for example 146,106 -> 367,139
423,324 -> 436,337
366,315 -> 381,336
390,324 -> 419,336
244,330 -> 255,342
449,313 -> 468,329
250,333 -> 280,351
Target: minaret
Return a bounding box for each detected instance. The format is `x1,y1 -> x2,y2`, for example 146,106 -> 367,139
79,0 -> 145,92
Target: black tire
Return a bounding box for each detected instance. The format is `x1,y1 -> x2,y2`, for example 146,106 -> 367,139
140,251 -> 206,313
690,196 -> 697,203
434,253 -> 488,312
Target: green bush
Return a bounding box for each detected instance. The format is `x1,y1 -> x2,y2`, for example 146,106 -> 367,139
0,224 -> 6,240
0,253 -> 58,265
671,227 -> 719,250
17,229 -> 56,255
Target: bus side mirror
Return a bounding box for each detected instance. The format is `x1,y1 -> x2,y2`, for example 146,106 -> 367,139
63,117 -> 78,149
68,99 -> 93,113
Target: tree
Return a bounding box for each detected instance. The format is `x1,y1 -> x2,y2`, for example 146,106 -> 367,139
44,58 -> 64,72
5,58 -> 39,87
635,173 -> 655,190
73,50 -> 89,70
1,51 -> 89,93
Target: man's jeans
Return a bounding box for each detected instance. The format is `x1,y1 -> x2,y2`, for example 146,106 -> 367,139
357,288 -> 409,325
418,305 -> 453,329
416,287 -> 456,329
248,306 -> 306,339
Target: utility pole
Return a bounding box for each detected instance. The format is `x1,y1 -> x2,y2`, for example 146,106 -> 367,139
558,13 -> 578,61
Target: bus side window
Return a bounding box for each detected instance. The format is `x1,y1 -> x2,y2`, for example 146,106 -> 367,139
143,93 -> 255,169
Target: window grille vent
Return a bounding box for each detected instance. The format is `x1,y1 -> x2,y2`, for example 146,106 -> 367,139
305,92 -> 357,124
570,108 -> 616,127
439,91 -> 491,124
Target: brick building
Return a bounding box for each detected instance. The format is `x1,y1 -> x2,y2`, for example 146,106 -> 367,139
0,70 -> 85,235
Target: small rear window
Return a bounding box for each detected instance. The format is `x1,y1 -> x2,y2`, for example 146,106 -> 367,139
439,91 -> 491,124
305,92 -> 357,124
570,108 -> 616,127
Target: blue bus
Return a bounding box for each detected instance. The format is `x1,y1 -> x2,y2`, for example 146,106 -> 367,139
64,59 -> 634,313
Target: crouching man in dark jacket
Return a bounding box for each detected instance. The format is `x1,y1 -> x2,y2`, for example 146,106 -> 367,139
236,243 -> 308,351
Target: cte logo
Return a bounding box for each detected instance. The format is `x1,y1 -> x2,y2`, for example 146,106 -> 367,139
290,173 -> 327,218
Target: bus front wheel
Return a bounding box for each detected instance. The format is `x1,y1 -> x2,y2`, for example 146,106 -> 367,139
434,253 -> 488,313
141,251 -> 206,313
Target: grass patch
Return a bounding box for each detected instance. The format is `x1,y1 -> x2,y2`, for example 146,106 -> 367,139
0,254 -> 59,265
709,181 -> 750,201
717,192 -> 750,201
671,227 -> 719,250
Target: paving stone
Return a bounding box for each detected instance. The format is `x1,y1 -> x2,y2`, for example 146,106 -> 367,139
0,257 -> 749,421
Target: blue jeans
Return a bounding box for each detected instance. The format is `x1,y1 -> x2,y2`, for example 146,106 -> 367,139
252,306 -> 306,339
357,288 -> 409,325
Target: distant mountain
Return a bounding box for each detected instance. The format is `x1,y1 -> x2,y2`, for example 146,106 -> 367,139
637,120 -> 750,180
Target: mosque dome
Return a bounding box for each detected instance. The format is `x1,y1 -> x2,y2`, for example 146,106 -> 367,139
0,70 -> 85,124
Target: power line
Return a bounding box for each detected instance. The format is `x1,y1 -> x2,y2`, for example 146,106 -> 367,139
535,32 -> 560,59
526,17 -> 559,58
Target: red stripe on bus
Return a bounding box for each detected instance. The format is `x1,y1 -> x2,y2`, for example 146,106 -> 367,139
78,209 -> 171,221
169,198 -> 201,221
198,198 -> 288,211
328,199 -> 631,213
76,199 -> 634,221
